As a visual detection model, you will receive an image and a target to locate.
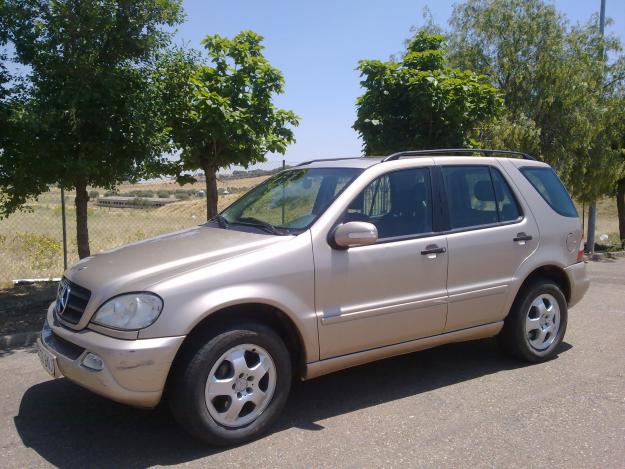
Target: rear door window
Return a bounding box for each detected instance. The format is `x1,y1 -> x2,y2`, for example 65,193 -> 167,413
441,165 -> 522,229
520,167 -> 578,218
442,166 -> 498,229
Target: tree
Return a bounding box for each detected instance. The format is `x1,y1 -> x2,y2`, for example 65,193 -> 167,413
0,0 -> 183,258
162,31 -> 299,220
0,0 -> 11,145
448,0 -> 625,211
477,113 -> 541,157
607,95 -> 625,241
353,31 -> 502,155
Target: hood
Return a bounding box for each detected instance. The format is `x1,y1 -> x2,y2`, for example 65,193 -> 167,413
65,225 -> 289,292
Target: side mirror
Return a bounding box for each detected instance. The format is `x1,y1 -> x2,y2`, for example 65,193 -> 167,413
332,221 -> 378,249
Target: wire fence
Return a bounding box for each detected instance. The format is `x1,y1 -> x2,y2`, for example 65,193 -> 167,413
1,164 -> 622,287
0,165 -> 292,287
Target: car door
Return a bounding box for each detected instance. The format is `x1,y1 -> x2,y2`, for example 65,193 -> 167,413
312,166 -> 448,359
439,162 -> 539,332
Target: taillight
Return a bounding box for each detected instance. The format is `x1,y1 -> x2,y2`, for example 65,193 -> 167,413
577,237 -> 585,263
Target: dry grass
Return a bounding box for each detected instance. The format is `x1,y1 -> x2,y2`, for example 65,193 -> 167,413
576,198 -> 620,244
119,175 -> 269,192
0,180 -> 255,287
593,198 -> 620,236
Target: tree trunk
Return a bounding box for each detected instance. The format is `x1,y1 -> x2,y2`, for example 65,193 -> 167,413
202,163 -> 218,220
617,177 -> 625,243
75,182 -> 91,259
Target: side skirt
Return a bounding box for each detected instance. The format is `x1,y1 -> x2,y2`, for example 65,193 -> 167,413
303,321 -> 503,380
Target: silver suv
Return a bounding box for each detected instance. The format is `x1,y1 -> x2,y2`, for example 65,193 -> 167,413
37,149 -> 589,445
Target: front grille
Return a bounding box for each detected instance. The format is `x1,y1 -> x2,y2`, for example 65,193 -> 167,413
55,278 -> 92,325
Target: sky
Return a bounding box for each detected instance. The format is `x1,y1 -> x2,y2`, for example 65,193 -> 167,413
175,0 -> 625,169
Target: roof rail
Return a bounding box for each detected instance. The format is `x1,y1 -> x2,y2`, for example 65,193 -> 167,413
295,156 -> 365,167
382,148 -> 538,162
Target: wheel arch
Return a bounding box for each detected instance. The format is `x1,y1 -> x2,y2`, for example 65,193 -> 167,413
514,264 -> 571,306
168,302 -> 308,383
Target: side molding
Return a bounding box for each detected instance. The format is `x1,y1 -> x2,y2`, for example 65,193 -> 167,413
303,321 -> 503,380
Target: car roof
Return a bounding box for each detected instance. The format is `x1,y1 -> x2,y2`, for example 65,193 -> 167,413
296,157 -> 384,169
294,154 -> 549,170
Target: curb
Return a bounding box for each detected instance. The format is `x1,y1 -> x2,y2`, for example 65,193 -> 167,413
0,331 -> 39,350
586,250 -> 625,261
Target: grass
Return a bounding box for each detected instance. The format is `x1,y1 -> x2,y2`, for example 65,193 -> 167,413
0,180 -> 251,287
575,198 -> 622,246
0,178 -> 621,287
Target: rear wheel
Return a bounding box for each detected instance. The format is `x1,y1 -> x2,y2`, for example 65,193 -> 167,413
169,323 -> 291,445
499,279 -> 568,362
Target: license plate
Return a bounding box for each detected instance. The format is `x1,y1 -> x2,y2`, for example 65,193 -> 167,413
36,338 -> 59,378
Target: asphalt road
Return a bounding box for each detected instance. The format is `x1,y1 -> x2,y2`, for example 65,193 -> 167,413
1,260 -> 624,468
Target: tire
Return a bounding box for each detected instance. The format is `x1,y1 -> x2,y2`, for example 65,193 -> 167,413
498,279 -> 568,362
169,323 -> 292,446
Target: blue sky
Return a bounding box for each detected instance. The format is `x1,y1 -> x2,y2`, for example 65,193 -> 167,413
176,0 -> 625,168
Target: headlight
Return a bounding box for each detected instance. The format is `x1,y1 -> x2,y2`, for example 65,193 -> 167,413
92,293 -> 163,330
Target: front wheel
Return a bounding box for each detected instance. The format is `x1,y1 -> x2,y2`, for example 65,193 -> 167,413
169,323 -> 292,446
499,279 -> 568,362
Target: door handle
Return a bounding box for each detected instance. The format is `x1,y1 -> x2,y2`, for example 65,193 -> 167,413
421,245 -> 446,255
513,232 -> 533,242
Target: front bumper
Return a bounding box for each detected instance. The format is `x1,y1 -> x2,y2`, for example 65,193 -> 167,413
565,261 -> 590,307
39,304 -> 184,408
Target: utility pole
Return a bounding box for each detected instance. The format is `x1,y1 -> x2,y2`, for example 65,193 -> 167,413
587,0 -> 606,253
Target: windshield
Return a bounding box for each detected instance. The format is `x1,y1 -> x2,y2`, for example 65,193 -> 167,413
219,167 -> 362,234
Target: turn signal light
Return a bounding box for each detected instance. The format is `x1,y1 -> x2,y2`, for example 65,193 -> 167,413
577,238 -> 585,263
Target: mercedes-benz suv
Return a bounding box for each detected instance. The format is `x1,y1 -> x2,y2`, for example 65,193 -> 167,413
36,149 -> 589,445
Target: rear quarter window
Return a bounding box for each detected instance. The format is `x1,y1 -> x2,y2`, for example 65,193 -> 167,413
520,167 -> 578,218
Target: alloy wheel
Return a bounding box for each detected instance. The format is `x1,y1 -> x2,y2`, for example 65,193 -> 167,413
204,344 -> 277,428
525,293 -> 561,351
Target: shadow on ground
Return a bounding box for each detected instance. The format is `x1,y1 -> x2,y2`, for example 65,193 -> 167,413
0,343 -> 37,358
0,283 -> 56,335
14,338 -> 572,468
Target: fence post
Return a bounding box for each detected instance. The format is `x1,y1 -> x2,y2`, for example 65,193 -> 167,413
60,187 -> 68,271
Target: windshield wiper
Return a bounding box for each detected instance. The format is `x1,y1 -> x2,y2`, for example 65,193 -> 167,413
233,217 -> 288,235
213,215 -> 229,229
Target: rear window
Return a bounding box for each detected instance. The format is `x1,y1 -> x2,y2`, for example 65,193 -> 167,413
520,167 -> 578,218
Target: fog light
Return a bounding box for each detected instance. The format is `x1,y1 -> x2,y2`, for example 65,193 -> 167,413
81,353 -> 104,371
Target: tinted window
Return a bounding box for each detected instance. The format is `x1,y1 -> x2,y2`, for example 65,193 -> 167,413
520,167 -> 578,218
442,166 -> 498,229
345,168 -> 432,239
491,168 -> 521,222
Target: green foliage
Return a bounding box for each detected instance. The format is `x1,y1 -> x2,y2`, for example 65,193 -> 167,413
126,189 -> 154,198
448,0 -> 625,202
157,190 -> 171,198
0,0 -> 184,257
89,190 -> 100,199
159,31 -> 299,218
477,113 -> 542,157
353,31 -> 502,155
0,3 -> 10,149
